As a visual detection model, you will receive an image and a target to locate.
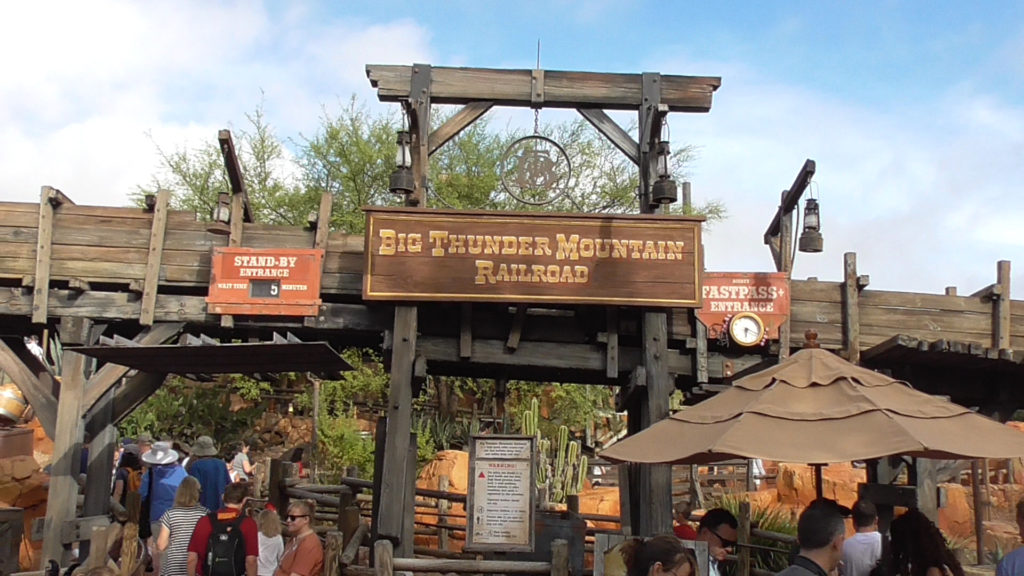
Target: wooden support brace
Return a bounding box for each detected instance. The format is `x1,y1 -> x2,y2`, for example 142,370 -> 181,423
0,338 -> 58,438
605,307 -> 619,379
407,63 -> 432,207
506,306 -> 527,351
218,129 -> 255,223
378,306 -> 417,542
695,321 -> 709,384
140,189 -> 170,326
428,101 -> 494,155
577,108 -> 640,165
304,192 -> 333,328
32,186 -> 58,324
82,322 -> 183,412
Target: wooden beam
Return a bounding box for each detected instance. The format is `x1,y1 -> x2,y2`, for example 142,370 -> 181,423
81,322 -> 184,411
32,186 -> 58,324
408,63 -> 431,207
367,65 -> 721,112
577,109 -> 639,165
0,338 -> 58,438
428,101 -> 494,155
140,189 -> 170,326
614,366 -> 646,412
842,252 -> 861,363
764,159 -> 816,243
43,317 -> 92,563
218,130 -> 254,223
605,307 -> 619,379
378,305 -> 417,546
695,322 -> 709,384
995,260 -> 1011,350
44,187 -> 75,207
304,192 -> 333,328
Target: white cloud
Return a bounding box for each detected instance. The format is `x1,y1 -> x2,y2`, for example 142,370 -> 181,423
0,1 -> 433,206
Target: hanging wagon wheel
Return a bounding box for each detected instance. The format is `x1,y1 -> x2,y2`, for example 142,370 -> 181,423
500,135 -> 572,206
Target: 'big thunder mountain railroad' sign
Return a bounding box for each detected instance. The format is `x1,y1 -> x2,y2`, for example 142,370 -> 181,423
363,207 -> 703,307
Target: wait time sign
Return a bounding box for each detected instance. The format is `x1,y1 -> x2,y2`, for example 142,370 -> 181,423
206,247 -> 323,316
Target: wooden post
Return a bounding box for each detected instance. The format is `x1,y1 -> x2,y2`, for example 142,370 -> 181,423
642,310 -> 673,535
140,189 -> 170,326
375,538 -> 394,576
438,475 -> 450,551
738,500 -> 751,576
913,458 -> 938,522
407,63 -> 431,207
398,432 -> 417,557
972,460 -> 985,566
842,252 -> 861,363
994,260 -> 1011,350
778,193 -> 793,360
312,377 -> 320,481
378,307 -> 417,549
32,186 -> 59,324
80,386 -> 116,561
551,539 -> 570,576
42,317 -> 92,564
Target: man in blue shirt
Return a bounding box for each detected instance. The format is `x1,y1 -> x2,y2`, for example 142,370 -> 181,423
998,500 -> 1024,576
187,435 -> 230,512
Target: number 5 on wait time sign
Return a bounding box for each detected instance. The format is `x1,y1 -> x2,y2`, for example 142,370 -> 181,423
250,280 -> 281,298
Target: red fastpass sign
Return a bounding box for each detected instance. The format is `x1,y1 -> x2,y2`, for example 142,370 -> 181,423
696,272 -> 790,340
206,248 -> 323,316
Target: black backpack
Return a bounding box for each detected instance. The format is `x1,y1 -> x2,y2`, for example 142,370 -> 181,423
204,512 -> 246,576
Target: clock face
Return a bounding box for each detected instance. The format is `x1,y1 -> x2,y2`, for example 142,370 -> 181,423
729,313 -> 765,346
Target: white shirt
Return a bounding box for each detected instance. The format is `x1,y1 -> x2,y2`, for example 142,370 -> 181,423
841,531 -> 882,576
258,532 -> 284,576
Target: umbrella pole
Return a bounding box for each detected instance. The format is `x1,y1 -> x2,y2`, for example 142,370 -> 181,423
812,464 -> 824,499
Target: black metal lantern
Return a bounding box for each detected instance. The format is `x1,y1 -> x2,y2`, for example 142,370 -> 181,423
650,140 -> 678,205
389,131 -> 415,195
212,192 -> 231,224
798,197 -> 824,253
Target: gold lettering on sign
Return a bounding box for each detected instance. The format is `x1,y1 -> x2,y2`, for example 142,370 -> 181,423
475,261 -> 590,285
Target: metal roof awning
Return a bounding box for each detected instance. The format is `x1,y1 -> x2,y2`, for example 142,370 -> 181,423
70,337 -> 353,379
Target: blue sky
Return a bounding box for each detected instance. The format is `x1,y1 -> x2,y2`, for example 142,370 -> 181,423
2,1 -> 1022,298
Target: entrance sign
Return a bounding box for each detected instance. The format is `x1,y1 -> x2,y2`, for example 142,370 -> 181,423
696,272 -> 790,341
206,248 -> 324,316
465,435 -> 535,552
363,207 -> 703,307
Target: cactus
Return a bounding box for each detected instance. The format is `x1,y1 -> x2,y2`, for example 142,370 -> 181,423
525,400 -> 589,506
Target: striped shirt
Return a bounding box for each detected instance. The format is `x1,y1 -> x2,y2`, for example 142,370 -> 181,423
160,505 -> 208,576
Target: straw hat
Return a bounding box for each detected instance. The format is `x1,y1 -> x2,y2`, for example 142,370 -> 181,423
142,441 -> 178,465
191,435 -> 219,457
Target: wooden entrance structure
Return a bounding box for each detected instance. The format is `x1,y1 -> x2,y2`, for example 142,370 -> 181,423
0,64 -> 1022,567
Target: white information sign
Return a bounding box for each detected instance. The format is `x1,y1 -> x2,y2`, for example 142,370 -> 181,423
465,435 -> 535,552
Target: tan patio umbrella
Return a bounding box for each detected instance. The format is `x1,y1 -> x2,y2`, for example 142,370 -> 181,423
600,347 -> 1024,466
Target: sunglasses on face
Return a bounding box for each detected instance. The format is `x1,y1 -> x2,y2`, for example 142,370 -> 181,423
286,514 -> 308,522
711,530 -> 736,548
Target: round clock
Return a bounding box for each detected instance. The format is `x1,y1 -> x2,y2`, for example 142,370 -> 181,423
728,312 -> 766,346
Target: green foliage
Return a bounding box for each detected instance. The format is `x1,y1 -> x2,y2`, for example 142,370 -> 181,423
715,494 -> 796,573
119,376 -> 261,446
316,405 -> 375,479
232,375 -> 273,402
507,382 -> 613,439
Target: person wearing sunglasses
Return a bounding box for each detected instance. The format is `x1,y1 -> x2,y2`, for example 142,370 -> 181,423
273,501 -> 324,576
695,508 -> 738,576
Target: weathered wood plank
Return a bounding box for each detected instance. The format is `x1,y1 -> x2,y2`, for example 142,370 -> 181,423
367,65 -> 721,112
81,322 -> 184,411
995,261 -> 1011,350
577,109 -> 639,165
643,310 -> 673,533
140,190 -> 170,326
32,187 -> 57,323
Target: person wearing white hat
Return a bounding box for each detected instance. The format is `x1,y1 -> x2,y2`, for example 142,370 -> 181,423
141,441 -> 187,575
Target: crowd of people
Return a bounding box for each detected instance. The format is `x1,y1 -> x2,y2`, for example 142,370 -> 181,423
617,497 -> 982,576
109,433 -> 322,576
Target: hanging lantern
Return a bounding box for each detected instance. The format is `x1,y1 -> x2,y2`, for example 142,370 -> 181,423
388,130 -> 415,195
798,197 -> 824,253
212,192 -> 231,224
650,140 -> 677,205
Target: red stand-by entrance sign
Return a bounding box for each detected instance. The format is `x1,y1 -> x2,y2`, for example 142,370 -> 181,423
206,248 -> 323,316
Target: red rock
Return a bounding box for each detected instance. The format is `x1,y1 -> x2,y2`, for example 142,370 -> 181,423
939,483 -> 974,539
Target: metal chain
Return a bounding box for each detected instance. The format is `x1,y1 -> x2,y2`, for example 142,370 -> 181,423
534,108 -> 540,135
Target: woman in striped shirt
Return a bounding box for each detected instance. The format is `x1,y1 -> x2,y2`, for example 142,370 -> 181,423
157,476 -> 208,575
